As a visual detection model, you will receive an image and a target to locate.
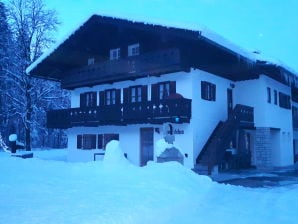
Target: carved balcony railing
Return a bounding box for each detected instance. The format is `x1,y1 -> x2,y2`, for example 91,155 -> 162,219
47,98 -> 191,129
61,48 -> 185,89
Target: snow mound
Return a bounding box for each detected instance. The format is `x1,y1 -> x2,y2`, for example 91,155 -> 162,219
103,140 -> 129,166
8,134 -> 17,142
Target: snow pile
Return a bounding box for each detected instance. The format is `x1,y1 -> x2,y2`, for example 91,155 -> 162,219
103,140 -> 129,166
155,138 -> 183,158
1,149 -> 298,224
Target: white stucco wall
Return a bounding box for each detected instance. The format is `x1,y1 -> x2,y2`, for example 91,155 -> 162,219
190,69 -> 233,162
234,75 -> 293,167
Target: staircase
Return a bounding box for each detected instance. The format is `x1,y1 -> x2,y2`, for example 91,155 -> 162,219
195,104 -> 254,175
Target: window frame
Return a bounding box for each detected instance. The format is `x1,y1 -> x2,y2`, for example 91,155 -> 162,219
110,48 -> 121,60
128,43 -> 140,57
201,81 -> 216,101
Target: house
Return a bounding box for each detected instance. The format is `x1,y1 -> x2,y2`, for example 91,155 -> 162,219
27,14 -> 298,174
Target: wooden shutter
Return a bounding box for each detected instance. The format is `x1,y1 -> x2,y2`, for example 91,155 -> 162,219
151,83 -> 159,101
141,85 -> 148,102
201,81 -> 207,100
99,91 -> 105,106
77,135 -> 82,149
169,81 -> 176,94
115,89 -> 121,105
123,87 -> 130,104
80,93 -> 86,107
91,92 -> 97,107
212,83 -> 216,101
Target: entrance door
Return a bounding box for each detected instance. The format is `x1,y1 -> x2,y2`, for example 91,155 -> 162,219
140,127 -> 154,166
227,88 -> 233,118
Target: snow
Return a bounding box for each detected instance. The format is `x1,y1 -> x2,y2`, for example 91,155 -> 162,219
1,148 -> 298,224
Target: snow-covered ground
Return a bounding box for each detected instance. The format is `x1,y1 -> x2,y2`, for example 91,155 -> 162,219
1,142 -> 298,224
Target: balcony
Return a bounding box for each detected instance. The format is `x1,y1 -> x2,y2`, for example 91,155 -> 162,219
47,98 -> 192,129
61,48 -> 186,89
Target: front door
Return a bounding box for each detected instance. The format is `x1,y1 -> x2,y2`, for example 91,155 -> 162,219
140,127 -> 154,166
227,88 -> 233,118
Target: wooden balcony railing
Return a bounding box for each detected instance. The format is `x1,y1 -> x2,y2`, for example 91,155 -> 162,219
47,98 -> 191,129
61,48 -> 185,89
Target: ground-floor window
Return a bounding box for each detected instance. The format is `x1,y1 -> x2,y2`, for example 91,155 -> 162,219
77,134 -> 96,150
98,134 -> 119,149
77,133 -> 119,150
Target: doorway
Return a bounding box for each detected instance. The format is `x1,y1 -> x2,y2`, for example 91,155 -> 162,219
140,127 -> 154,166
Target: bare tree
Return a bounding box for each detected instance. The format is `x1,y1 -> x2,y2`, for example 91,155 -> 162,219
5,0 -> 60,151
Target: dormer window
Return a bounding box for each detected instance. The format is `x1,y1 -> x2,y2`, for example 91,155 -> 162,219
128,43 -> 140,57
110,48 -> 121,60
87,58 -> 95,65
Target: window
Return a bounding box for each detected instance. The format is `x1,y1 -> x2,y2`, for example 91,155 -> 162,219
77,134 -> 96,150
97,134 -> 119,149
131,86 -> 142,103
274,90 -> 278,105
201,81 -> 216,101
87,58 -> 95,65
267,87 -> 271,103
151,81 -> 176,101
128,43 -> 140,57
105,89 -> 116,105
110,48 -> 120,60
279,92 -> 291,109
99,89 -> 121,106
80,92 -> 97,107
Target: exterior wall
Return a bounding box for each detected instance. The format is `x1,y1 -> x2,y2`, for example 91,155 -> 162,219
190,69 -> 233,163
66,123 -> 194,168
67,71 -> 195,168
234,75 -> 293,167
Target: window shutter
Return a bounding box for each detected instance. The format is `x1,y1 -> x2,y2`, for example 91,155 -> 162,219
141,85 -> 148,102
91,92 -> 97,107
80,93 -> 86,107
91,135 -> 96,149
212,84 -> 216,101
201,81 -> 206,100
151,83 -> 159,101
99,91 -> 105,106
123,87 -> 130,104
77,135 -> 82,149
115,89 -> 121,105
169,81 -> 176,94
98,134 -> 103,149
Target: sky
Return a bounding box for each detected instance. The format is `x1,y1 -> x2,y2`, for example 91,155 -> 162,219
43,0 -> 298,72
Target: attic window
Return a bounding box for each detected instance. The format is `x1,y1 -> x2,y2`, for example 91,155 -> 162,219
128,43 -> 140,57
110,48 -> 121,60
87,58 -> 95,65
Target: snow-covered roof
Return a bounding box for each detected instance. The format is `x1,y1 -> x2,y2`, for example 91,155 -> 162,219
26,13 -> 258,75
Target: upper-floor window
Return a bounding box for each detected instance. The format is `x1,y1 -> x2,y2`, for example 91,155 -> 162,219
128,43 -> 140,57
201,81 -> 216,101
110,48 -> 120,60
105,89 -> 116,105
80,91 -> 97,107
267,87 -> 271,103
151,81 -> 176,101
274,90 -> 278,105
279,92 -> 291,109
99,89 -> 121,106
131,86 -> 142,103
123,85 -> 148,104
87,58 -> 95,65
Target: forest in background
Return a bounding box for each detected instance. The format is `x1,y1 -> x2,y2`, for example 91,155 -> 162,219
0,0 -> 69,150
